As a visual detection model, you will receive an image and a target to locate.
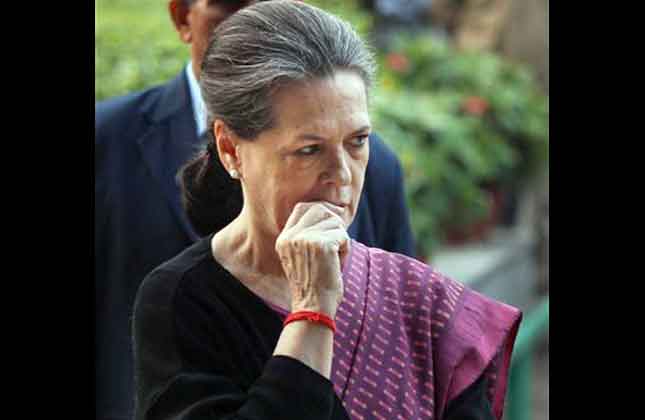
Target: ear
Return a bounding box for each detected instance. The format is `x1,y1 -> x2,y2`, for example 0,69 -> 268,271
213,120 -> 243,175
168,0 -> 193,44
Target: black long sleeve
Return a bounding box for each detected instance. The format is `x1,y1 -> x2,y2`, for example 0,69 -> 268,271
132,258 -> 349,420
139,355 -> 340,420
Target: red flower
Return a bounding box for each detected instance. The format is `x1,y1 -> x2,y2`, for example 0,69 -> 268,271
463,96 -> 489,116
386,52 -> 411,73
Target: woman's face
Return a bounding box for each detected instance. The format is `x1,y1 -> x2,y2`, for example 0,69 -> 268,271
237,70 -> 371,236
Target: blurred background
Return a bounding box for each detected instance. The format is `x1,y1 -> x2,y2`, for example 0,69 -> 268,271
96,1 -> 548,419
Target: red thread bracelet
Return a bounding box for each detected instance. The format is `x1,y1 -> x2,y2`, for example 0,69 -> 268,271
283,311 -> 336,334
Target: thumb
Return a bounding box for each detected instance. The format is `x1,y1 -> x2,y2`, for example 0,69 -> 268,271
339,236 -> 351,269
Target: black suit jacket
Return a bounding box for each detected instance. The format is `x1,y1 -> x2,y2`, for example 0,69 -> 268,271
95,71 -> 415,420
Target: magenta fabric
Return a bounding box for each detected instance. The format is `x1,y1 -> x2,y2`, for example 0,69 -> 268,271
265,240 -> 521,420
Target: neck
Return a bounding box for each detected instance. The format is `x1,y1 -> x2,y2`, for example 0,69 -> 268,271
212,205 -> 285,281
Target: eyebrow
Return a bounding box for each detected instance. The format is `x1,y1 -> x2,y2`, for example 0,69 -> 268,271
295,125 -> 372,142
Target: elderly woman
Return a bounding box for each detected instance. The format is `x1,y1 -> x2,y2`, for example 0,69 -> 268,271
132,2 -> 521,419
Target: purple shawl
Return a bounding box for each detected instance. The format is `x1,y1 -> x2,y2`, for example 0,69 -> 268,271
270,240 -> 521,419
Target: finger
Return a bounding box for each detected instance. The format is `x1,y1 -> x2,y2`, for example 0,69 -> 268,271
298,213 -> 346,234
291,202 -> 343,231
277,203 -> 332,254
284,201 -> 339,231
283,202 -> 312,231
317,202 -> 345,220
339,236 -> 351,267
310,227 -> 349,253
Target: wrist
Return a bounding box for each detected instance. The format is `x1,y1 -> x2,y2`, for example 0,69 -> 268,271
291,291 -> 341,318
291,301 -> 337,319
284,310 -> 337,334
274,320 -> 334,378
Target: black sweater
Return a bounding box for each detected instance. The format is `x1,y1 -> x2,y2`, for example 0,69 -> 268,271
132,237 -> 494,420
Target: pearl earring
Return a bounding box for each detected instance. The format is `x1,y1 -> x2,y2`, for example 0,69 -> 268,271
229,169 -> 240,179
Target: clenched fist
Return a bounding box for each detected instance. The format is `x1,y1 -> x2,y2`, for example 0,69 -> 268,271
275,202 -> 350,318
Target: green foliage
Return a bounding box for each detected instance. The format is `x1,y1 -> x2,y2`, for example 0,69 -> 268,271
95,0 -> 370,101
95,0 -> 189,100
373,33 -> 548,256
95,1 -> 548,258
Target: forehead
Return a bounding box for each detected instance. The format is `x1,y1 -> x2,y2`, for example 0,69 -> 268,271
270,71 -> 370,135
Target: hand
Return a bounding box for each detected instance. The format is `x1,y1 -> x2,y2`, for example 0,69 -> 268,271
275,202 -> 350,317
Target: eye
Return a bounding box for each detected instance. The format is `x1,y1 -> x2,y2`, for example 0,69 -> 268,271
350,135 -> 369,148
296,145 -> 320,156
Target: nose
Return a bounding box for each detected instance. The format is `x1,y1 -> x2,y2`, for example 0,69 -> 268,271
324,147 -> 352,186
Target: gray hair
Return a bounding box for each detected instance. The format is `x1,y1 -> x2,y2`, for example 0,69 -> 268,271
181,0 -> 376,236
199,0 -> 376,139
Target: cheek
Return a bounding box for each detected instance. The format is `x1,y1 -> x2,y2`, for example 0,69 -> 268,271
274,176 -> 315,206
271,183 -> 313,231
243,158 -> 310,223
